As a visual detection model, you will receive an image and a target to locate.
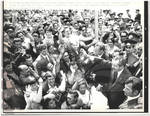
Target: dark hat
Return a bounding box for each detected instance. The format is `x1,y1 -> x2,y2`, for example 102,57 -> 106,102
128,19 -> 134,23
62,17 -> 72,25
43,22 -> 50,27
136,9 -> 140,11
124,32 -> 139,44
129,32 -> 139,38
20,17 -> 27,22
117,13 -> 123,16
77,20 -> 85,25
103,10 -> 109,12
79,25 -> 87,31
124,39 -> 137,44
114,18 -> 119,21
39,44 -> 47,51
110,12 -> 116,16
90,18 -> 95,23
62,17 -> 72,22
61,17 -> 69,21
103,10 -> 107,12
58,14 -> 65,17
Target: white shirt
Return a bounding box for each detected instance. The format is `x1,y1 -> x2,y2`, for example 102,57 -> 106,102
42,35 -> 54,45
69,34 -> 80,48
77,90 -> 90,105
22,37 -> 31,49
90,86 -> 108,110
62,34 -> 80,48
47,85 -> 59,93
105,44 -> 120,56
117,68 -> 124,78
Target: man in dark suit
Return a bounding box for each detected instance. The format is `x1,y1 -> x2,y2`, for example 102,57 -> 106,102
119,76 -> 142,109
135,9 -> 141,24
105,51 -> 132,109
80,50 -> 132,109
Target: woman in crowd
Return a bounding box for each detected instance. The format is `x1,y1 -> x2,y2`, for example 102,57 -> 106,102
3,9 -> 143,110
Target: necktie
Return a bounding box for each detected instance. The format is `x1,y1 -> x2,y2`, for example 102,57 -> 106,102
112,71 -> 118,84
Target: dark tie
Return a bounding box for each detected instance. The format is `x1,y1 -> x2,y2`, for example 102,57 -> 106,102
112,71 -> 118,84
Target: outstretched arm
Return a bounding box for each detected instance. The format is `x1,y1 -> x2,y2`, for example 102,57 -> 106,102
57,70 -> 66,92
32,78 -> 43,103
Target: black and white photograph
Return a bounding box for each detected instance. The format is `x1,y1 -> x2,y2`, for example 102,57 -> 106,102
2,0 -> 148,113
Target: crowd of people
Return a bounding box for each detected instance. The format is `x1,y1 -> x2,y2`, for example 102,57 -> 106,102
3,9 -> 143,110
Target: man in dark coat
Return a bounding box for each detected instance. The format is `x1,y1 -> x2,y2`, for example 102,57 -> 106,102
80,50 -> 132,109
135,9 -> 141,24
103,51 -> 132,109
106,67 -> 131,109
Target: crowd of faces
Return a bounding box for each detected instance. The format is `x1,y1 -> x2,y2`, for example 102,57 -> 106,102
3,9 -> 143,110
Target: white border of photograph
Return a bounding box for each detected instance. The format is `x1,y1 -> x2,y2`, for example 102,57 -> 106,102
1,0 -> 149,114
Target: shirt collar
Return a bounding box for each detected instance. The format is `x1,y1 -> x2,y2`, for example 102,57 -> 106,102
117,68 -> 124,78
126,94 -> 141,102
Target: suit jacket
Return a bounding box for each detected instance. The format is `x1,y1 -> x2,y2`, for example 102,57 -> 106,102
105,67 -> 132,109
119,95 -> 143,109
42,80 -> 49,95
84,58 -> 112,84
135,14 -> 141,23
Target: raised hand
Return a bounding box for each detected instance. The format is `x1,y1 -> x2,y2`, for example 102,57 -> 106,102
58,44 -> 65,54
24,85 -> 32,104
38,78 -> 43,85
70,65 -> 76,73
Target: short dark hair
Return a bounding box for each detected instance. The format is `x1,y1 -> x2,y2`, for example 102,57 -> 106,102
32,31 -> 40,38
125,77 -> 142,93
24,54 -> 32,60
